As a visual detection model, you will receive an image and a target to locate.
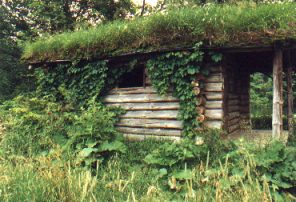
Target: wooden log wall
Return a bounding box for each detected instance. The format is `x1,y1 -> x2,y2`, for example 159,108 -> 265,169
200,65 -> 224,130
223,63 -> 251,135
104,86 -> 182,141
239,72 -> 251,132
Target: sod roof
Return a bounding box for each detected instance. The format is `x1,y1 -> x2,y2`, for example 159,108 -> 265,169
22,3 -> 296,63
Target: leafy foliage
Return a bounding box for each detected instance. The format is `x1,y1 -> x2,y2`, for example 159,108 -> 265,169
0,95 -> 125,166
147,50 -> 206,136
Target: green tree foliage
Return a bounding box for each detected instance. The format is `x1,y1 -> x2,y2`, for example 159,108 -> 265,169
2,0 -> 135,37
0,5 -> 27,101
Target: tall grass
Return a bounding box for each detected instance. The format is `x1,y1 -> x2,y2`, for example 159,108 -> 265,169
22,3 -> 296,62
0,140 -> 295,202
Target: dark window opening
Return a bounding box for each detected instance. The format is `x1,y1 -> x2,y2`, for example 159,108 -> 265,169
118,65 -> 145,88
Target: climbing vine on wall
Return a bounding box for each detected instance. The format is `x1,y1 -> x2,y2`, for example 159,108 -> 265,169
35,59 -> 137,106
147,48 -> 222,138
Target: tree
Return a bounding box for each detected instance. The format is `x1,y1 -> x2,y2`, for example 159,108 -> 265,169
0,4 -> 27,101
1,0 -> 135,37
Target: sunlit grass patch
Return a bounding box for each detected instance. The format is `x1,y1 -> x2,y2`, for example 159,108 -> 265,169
22,3 -> 296,62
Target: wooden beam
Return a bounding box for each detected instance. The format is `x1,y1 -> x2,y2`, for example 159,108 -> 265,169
287,51 -> 294,136
272,49 -> 283,139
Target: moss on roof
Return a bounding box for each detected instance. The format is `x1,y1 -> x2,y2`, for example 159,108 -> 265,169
22,3 -> 296,63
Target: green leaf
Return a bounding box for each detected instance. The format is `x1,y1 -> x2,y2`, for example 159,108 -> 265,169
79,148 -> 98,157
98,140 -> 126,153
172,170 -> 193,180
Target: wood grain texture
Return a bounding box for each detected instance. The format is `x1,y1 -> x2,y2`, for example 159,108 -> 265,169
120,110 -> 179,119
117,118 -> 183,129
117,127 -> 181,136
104,93 -> 178,103
203,120 -> 223,129
204,83 -> 223,92
205,109 -> 223,120
107,102 -> 180,110
204,92 -> 223,100
205,100 -> 223,109
123,134 -> 181,141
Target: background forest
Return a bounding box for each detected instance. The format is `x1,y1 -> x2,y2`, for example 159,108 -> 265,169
0,0 -> 296,201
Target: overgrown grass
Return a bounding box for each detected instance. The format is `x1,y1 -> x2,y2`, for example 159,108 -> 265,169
1,140 -> 295,202
22,2 -> 296,62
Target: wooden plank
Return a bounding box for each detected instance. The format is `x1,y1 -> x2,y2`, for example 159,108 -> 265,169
228,112 -> 240,120
272,49 -> 283,139
123,134 -> 181,141
228,99 -> 239,106
287,58 -> 294,136
205,74 -> 223,83
117,127 -> 181,136
120,110 -> 179,119
228,118 -> 239,126
204,92 -> 223,100
204,83 -> 223,92
109,86 -> 172,95
117,118 -> 183,129
106,102 -> 180,110
205,100 -> 223,109
208,65 -> 222,73
205,109 -> 223,120
228,124 -> 240,133
228,94 -> 239,99
228,105 -> 240,113
104,93 -> 178,103
109,88 -> 157,94
203,120 -> 223,129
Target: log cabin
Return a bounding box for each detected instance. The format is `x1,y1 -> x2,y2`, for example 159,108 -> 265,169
23,3 -> 296,141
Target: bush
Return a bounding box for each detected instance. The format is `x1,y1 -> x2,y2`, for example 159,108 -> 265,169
0,95 -> 125,166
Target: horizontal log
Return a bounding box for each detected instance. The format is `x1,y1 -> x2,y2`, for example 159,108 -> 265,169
205,109 -> 223,120
205,100 -> 223,109
228,99 -> 239,106
239,107 -> 250,114
109,87 -> 157,95
228,94 -> 239,99
228,105 -> 240,112
228,112 -> 240,120
104,93 -> 178,103
204,83 -> 223,92
205,73 -> 223,83
240,114 -> 250,119
106,102 -> 180,110
240,95 -> 249,99
117,127 -> 181,136
117,118 -> 183,129
120,110 -> 178,119
208,65 -> 222,73
123,134 -> 181,142
228,118 -> 240,126
228,124 -> 240,133
204,92 -> 223,100
203,120 -> 223,129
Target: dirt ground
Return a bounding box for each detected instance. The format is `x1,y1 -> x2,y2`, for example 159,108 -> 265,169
225,130 -> 288,145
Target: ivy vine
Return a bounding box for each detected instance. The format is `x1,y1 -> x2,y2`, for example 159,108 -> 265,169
35,60 -> 137,106
147,48 -> 222,138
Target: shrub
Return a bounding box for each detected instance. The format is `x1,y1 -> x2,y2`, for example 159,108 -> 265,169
0,95 -> 125,166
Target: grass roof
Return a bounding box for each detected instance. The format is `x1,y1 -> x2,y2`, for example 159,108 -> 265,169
22,3 -> 296,63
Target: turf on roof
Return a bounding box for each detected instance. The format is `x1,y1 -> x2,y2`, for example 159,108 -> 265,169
22,3 -> 296,63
